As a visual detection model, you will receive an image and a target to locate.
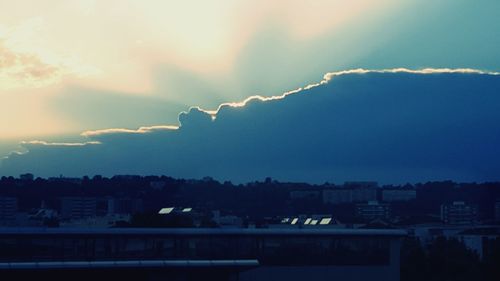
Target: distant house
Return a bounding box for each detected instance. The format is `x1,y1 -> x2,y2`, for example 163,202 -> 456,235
61,197 -> 97,219
440,201 -> 478,225
0,197 -> 18,223
356,201 -> 390,221
107,198 -> 144,215
212,210 -> 243,228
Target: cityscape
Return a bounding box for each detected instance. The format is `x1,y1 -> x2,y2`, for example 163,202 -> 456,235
1,1 -> 499,280
0,174 -> 499,280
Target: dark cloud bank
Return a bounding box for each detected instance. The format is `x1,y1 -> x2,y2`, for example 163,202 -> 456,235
2,69 -> 500,183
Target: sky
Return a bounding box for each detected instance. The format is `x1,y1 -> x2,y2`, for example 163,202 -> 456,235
2,69 -> 500,183
1,0 -> 499,182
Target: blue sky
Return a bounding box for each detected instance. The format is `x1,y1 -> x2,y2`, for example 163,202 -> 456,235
1,0 -> 499,182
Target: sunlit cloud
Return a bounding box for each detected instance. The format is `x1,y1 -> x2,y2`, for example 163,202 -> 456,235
81,125 -> 179,137
41,68 -> 497,140
195,68 -> 500,119
322,68 -> 500,78
25,67 -> 498,141
2,69 -> 499,183
21,140 -> 100,147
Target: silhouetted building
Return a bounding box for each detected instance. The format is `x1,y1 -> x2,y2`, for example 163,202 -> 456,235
48,176 -> 82,184
356,201 -> 390,221
212,211 -> 243,228
495,201 -> 500,221
352,188 -> 377,202
323,189 -> 352,204
107,198 -> 143,215
381,189 -> 416,202
290,190 -> 321,200
440,201 -> 478,225
61,197 -> 97,219
19,173 -> 34,181
323,188 -> 376,204
0,197 -> 17,222
149,181 -> 167,190
344,181 -> 378,188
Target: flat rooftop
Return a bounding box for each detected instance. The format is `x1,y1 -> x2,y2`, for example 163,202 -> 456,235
0,227 -> 406,237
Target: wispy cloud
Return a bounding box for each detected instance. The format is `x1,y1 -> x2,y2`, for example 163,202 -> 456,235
0,18 -> 99,90
81,126 -> 179,137
20,140 -> 100,147
0,39 -> 63,89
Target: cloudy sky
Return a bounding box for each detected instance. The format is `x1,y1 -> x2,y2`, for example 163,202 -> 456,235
1,0 -> 499,182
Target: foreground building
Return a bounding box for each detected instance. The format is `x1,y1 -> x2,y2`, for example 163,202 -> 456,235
0,227 -> 405,281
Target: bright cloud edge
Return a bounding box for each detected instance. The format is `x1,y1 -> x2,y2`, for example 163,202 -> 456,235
17,68 -> 500,146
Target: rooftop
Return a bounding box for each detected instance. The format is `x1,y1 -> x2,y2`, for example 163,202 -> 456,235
0,227 -> 407,237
